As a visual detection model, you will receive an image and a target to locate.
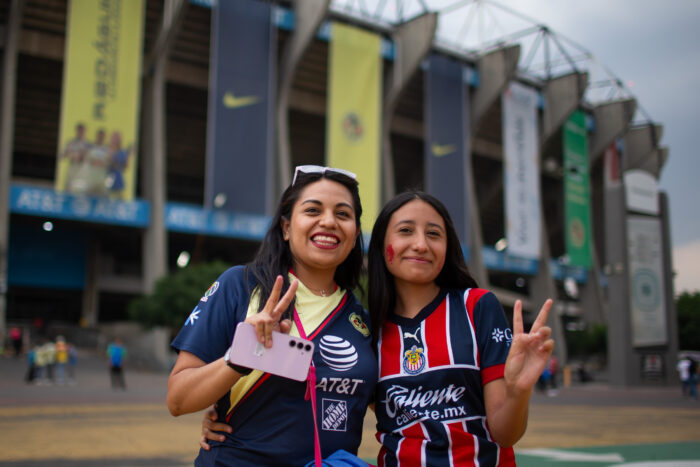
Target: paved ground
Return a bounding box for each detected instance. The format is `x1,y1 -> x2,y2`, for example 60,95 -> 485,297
1,350 -> 699,466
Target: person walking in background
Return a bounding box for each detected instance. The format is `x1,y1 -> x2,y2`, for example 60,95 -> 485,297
107,338 -> 127,390
10,327 -> 23,357
547,355 -> 559,396
55,336 -> 69,385
677,356 -> 692,398
688,357 -> 698,400
43,339 -> 57,385
67,343 -> 78,385
33,340 -> 48,385
25,345 -> 36,384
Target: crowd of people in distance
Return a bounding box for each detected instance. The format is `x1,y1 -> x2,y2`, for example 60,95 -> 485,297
25,335 -> 78,386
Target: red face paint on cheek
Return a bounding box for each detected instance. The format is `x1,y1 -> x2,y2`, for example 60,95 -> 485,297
386,244 -> 395,263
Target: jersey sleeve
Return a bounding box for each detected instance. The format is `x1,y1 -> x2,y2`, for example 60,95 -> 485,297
170,266 -> 250,363
472,291 -> 512,385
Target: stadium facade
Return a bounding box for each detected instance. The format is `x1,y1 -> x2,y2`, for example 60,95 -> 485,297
0,0 -> 676,385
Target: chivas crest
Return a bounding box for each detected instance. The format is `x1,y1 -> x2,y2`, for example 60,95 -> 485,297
402,345 -> 425,375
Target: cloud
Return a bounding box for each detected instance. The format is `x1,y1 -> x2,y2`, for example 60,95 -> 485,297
673,239 -> 700,294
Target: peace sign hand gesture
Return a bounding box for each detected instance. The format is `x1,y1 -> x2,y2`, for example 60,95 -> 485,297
503,299 -> 555,395
245,275 -> 298,348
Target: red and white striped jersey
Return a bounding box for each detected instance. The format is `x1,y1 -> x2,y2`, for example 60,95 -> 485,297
375,288 -> 515,467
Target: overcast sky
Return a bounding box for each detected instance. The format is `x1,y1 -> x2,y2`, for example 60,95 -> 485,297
334,0 -> 700,293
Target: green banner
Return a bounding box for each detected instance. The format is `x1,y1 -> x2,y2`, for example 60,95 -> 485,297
563,110 -> 592,268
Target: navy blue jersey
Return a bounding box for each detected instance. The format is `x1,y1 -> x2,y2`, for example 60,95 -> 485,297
375,288 -> 515,466
171,266 -> 377,466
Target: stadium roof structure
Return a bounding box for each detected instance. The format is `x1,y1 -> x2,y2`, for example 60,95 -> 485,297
329,0 -> 654,125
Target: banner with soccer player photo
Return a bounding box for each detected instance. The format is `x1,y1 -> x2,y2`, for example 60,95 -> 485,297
55,0 -> 144,201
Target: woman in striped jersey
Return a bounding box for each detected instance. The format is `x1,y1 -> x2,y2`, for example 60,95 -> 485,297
368,191 -> 554,466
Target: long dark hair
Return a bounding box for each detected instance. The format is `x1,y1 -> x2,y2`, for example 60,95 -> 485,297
367,191 -> 477,340
246,171 -> 364,317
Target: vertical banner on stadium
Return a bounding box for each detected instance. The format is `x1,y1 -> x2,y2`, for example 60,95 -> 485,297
604,141 -> 621,190
502,82 -> 540,259
55,0 -> 145,201
424,54 -> 470,247
327,22 -> 382,232
627,215 -> 667,347
205,0 -> 276,215
563,110 -> 592,268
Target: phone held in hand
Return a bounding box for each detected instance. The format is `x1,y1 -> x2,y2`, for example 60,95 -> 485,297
228,322 -> 315,382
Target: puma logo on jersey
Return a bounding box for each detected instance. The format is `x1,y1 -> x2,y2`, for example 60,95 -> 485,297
403,328 -> 421,343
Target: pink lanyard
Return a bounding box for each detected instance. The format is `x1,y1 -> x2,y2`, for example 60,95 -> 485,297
293,308 -> 322,467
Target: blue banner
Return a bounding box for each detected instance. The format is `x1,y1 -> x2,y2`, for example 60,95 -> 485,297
10,184 -> 149,227
165,203 -> 270,241
205,0 -> 276,215
424,54 -> 471,247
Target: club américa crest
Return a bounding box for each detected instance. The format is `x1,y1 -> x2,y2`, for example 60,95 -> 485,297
402,345 -> 425,375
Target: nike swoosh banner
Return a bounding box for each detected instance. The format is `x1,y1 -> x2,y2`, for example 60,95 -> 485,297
502,82 -> 541,259
424,54 -> 471,247
55,0 -> 145,201
563,110 -> 592,267
205,0 -> 276,214
326,22 -> 382,232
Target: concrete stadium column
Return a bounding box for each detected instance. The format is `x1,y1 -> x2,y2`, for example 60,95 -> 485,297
531,71 -> 588,365
466,45 -> 520,287
0,0 -> 24,339
603,168 -> 632,385
141,0 -> 188,294
660,191 -> 680,385
607,123 -> 674,386
81,240 -> 100,326
382,12 -> 437,202
579,99 -> 637,325
276,0 -> 330,191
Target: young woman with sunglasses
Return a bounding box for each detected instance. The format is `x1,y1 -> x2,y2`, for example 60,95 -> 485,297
168,166 -> 377,466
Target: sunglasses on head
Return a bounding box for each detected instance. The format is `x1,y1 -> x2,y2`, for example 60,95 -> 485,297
292,165 -> 357,186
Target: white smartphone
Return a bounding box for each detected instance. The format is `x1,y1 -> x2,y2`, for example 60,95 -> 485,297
228,322 -> 315,382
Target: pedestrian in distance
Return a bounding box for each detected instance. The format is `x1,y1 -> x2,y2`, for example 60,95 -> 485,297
67,342 -> 78,385
677,355 -> 692,398
10,326 -> 23,357
168,166 -> 376,466
107,338 -> 127,390
25,345 -> 36,384
687,357 -> 698,401
55,336 -> 69,385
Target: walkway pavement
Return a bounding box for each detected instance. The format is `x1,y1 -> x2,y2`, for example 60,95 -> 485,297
1,350 -> 698,466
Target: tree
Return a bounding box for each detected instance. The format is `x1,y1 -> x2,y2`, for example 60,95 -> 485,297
676,291 -> 700,350
128,260 -> 231,330
565,322 -> 607,361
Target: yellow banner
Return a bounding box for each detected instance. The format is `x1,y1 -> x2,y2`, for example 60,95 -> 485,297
326,22 -> 382,232
55,0 -> 145,201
